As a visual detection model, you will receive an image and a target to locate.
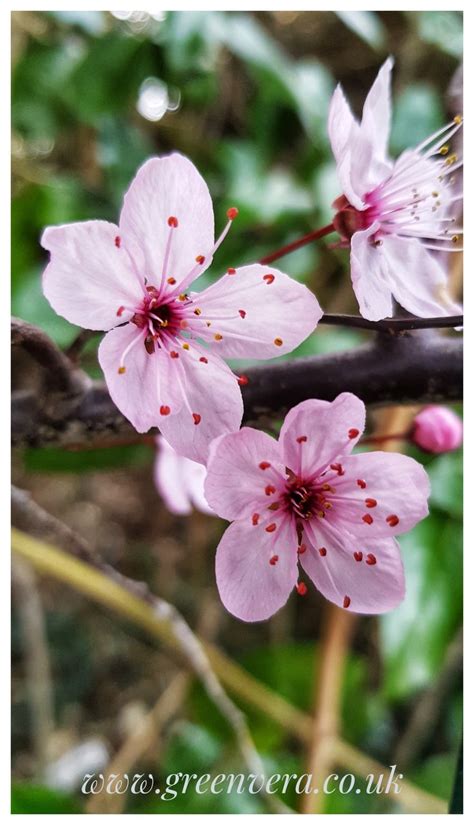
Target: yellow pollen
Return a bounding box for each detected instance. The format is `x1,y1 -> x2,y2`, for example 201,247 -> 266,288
454,114 -> 463,125
324,502 -> 332,510
274,337 -> 283,347
452,235 -> 459,243
445,154 -> 457,166
214,333 -> 223,341
194,308 -> 202,316
118,366 -> 126,374
182,343 -> 190,350
206,321 -> 211,327
178,293 -> 187,301
374,239 -> 383,247
439,145 -> 449,156
317,510 -> 325,519
432,191 -> 439,197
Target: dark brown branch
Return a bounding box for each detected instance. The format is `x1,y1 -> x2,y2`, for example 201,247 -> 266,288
11,324 -> 462,448
11,317 -> 87,396
320,314 -> 463,332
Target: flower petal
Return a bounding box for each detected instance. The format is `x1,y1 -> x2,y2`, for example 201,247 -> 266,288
350,225 -> 394,321
301,520 -> 405,614
380,235 -> 462,318
193,264 -> 322,359
98,324 -> 182,433
42,221 -> 143,330
215,516 -> 298,622
328,84 -> 358,166
358,57 -> 394,184
280,393 -> 366,478
119,154 -> 214,294
205,427 -> 285,521
154,436 -> 213,516
157,346 -> 243,463
328,451 -> 430,537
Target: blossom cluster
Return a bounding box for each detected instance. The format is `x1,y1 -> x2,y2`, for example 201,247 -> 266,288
41,60 -> 462,622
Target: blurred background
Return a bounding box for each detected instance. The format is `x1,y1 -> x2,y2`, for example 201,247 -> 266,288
11,10 -> 462,814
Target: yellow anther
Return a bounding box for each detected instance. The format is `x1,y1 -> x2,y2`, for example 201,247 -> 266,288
454,114 -> 463,125
214,333 -> 223,341
439,145 -> 449,156
452,235 -> 459,243
432,191 -> 439,197
178,293 -> 187,301
182,343 -> 190,350
445,154 -> 457,166
194,308 -> 202,316
118,366 -> 126,374
274,337 -> 283,347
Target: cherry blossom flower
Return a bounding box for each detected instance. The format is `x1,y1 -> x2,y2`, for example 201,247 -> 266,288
328,58 -> 463,321
204,393 -> 430,622
41,154 -> 322,462
154,436 -> 214,516
412,405 -> 463,454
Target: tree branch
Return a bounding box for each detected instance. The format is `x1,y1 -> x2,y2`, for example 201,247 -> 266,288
11,323 -> 462,448
320,313 -> 463,332
11,317 -> 88,397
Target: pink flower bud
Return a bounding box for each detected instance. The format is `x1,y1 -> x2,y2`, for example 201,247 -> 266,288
412,406 -> 463,454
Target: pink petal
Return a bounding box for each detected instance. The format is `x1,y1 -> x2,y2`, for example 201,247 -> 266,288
205,427 -> 285,521
98,324 -> 182,433
380,235 -> 462,318
280,393 -> 366,478
358,57 -> 394,186
194,264 -> 322,359
42,221 -> 143,330
328,84 -> 358,167
119,154 -> 214,293
215,516 -> 298,622
154,436 -> 214,516
328,451 -> 430,537
302,519 -> 405,614
157,346 -> 243,464
350,225 -> 394,321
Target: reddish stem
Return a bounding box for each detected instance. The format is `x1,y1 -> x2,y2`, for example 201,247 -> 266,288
260,222 -> 335,265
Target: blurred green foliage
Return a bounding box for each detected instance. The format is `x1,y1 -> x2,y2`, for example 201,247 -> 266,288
11,9 -> 462,815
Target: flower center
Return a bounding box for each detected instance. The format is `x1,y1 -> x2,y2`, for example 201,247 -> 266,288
285,477 -> 334,521
332,195 -> 370,241
130,286 -> 184,355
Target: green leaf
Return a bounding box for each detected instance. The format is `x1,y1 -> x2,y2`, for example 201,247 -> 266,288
24,445 -> 151,474
426,451 -> 463,519
381,514 -> 462,700
336,11 -> 387,50
11,784 -> 81,814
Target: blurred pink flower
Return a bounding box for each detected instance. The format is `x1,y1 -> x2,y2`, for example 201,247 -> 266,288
42,154 -> 322,462
328,58 -> 463,321
154,436 -> 214,516
412,405 -> 463,454
205,393 -> 430,622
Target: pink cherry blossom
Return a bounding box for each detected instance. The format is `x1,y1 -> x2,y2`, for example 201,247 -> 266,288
42,154 -> 322,462
204,393 -> 430,622
328,58 -> 463,321
412,405 -> 463,454
154,436 -> 214,516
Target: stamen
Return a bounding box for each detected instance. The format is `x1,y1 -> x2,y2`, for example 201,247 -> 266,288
170,351 -> 179,359
343,595 -> 351,609
238,309 -> 246,318
263,274 -> 275,284
353,551 -> 363,562
265,485 -> 276,496
348,428 -> 360,439
366,554 -> 377,566
269,555 -> 279,566
160,405 -> 171,416
318,547 -> 327,557
265,523 -> 277,533
357,479 -> 367,489
296,582 -> 307,596
117,328 -> 144,373
259,462 -> 271,470
238,374 -> 249,386
199,356 -> 208,364
297,436 -> 307,444
252,513 -> 260,525
115,236 -> 121,247
365,498 -> 377,508
227,207 -> 239,220
362,514 -> 373,525
274,337 -> 283,347
192,413 -> 201,425
386,514 -> 399,527
227,268 -> 236,275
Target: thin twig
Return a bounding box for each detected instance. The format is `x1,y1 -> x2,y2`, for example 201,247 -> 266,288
11,525 -> 447,813
320,313 -> 463,332
65,329 -> 98,363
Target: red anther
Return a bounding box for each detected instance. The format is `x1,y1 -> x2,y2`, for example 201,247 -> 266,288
144,335 -> 155,355
348,428 -> 360,439
365,498 -> 377,508
362,514 -> 373,525
192,413 -> 201,426
146,285 -> 159,295
297,544 -> 307,555
259,461 -> 271,470
116,306 -> 125,317
263,274 -> 275,284
195,254 -> 205,265
366,553 -> 377,566
269,555 -> 279,566
386,514 -> 400,527
252,513 -> 260,526
318,547 -> 327,557
296,581 -> 308,596
296,435 -> 307,444
168,216 -> 178,228
357,479 -> 367,489
227,206 -> 239,220
227,268 -> 236,275
353,551 -> 363,562
265,523 -> 277,533
179,319 -> 189,329
330,463 -> 345,476
238,374 -> 249,386
170,351 -> 179,359
167,277 -> 176,285
115,235 -> 121,247
268,501 -> 280,511
265,485 -> 276,496
343,595 -> 351,609
238,309 -> 246,318
160,405 -> 171,416
199,356 -> 208,364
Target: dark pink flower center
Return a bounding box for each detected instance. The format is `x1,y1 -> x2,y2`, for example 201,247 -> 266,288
285,476 -> 334,520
